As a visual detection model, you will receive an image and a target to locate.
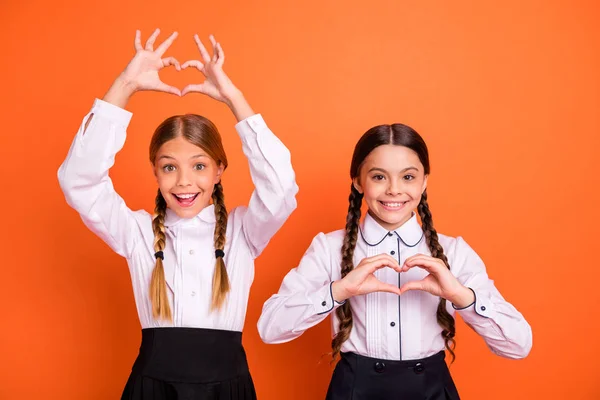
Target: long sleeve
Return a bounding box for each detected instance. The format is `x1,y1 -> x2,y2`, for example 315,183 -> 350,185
451,237 -> 533,359
235,114 -> 299,258
57,99 -> 143,259
257,233 -> 344,344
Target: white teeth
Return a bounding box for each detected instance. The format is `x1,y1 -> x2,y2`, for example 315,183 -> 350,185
382,202 -> 405,207
175,193 -> 197,199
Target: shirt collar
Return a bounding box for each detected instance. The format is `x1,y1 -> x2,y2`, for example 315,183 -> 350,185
360,212 -> 423,247
164,204 -> 216,227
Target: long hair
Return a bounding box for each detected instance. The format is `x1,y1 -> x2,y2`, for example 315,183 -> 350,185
148,114 -> 230,320
331,124 -> 456,362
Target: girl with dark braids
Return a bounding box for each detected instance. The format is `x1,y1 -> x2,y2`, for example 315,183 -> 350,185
58,29 -> 298,399
258,124 -> 531,399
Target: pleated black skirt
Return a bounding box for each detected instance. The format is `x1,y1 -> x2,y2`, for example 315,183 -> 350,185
326,351 -> 460,400
121,328 -> 256,400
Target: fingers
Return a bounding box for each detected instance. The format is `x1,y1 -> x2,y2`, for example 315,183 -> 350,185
361,254 -> 401,269
209,35 -> 218,62
162,57 -> 181,71
156,81 -> 181,97
134,30 -> 143,51
216,42 -> 225,66
401,254 -> 445,273
375,282 -> 402,296
155,31 -> 178,57
399,280 -> 426,295
181,83 -> 205,96
360,255 -> 402,274
194,34 -> 212,63
145,28 -> 161,51
181,60 -> 204,70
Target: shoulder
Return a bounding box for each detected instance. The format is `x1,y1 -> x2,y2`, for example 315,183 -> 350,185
320,228 -> 347,250
437,233 -> 484,269
291,229 -> 346,259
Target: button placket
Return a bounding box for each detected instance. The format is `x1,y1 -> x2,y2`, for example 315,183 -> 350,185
384,233 -> 402,360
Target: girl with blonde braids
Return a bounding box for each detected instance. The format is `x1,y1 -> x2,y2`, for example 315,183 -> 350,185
59,29 -> 298,399
258,124 -> 532,399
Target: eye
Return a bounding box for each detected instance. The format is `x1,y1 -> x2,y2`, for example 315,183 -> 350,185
194,163 -> 206,171
372,174 -> 385,181
162,164 -> 176,173
403,174 -> 415,181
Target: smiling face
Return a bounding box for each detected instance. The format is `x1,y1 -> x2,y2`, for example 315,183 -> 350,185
149,114 -> 228,219
349,123 -> 431,231
354,144 -> 428,230
154,136 -> 224,218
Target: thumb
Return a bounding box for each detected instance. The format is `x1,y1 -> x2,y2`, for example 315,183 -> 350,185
156,81 -> 181,96
399,280 -> 425,295
181,83 -> 206,96
375,282 -> 402,296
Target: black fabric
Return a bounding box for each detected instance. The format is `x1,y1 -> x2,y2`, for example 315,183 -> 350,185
326,351 -> 460,400
121,328 -> 256,400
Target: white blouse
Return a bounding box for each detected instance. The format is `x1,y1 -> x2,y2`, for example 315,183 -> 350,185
258,212 -> 532,360
58,99 -> 298,331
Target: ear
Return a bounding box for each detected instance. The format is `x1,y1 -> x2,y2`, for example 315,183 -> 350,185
422,174 -> 429,194
152,163 -> 158,181
214,162 -> 225,184
353,177 -> 364,194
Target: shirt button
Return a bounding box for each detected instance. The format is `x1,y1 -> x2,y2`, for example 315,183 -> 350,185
191,291 -> 196,297
387,232 -> 393,237
414,362 -> 425,374
374,362 -> 386,373
390,250 -> 396,255
189,249 -> 195,255
390,322 -> 396,327
481,306 -> 486,311
321,301 -> 327,306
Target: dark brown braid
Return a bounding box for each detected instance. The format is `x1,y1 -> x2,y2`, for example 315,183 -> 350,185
211,182 -> 230,310
332,123 -> 458,362
331,185 -> 363,360
418,190 -> 456,362
150,189 -> 172,321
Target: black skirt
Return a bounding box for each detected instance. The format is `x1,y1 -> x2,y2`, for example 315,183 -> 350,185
326,351 -> 460,400
121,328 -> 256,400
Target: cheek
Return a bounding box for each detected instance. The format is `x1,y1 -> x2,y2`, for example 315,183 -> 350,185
362,181 -> 384,202
196,172 -> 217,188
156,173 -> 174,189
408,185 -> 424,204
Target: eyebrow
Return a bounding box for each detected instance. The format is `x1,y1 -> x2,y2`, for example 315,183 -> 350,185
158,154 -> 209,161
367,166 -> 420,173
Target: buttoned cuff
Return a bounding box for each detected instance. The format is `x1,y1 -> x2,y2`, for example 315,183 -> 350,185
315,282 -> 346,315
91,98 -> 133,128
453,288 -> 493,319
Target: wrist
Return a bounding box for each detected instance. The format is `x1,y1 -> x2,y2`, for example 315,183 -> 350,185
223,87 -> 244,108
115,74 -> 138,96
331,280 -> 350,303
102,75 -> 137,109
450,286 -> 475,309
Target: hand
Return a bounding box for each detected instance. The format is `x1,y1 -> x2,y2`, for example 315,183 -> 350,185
122,29 -> 181,95
332,254 -> 403,302
398,254 -> 474,307
181,34 -> 240,103
103,29 -> 181,108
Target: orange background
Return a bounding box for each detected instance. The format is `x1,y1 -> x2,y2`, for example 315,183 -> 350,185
1,0 -> 599,399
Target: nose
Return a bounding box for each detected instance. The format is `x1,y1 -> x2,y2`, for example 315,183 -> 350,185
386,178 -> 402,196
176,169 -> 192,187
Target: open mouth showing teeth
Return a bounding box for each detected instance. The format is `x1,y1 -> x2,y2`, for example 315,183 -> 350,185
173,193 -> 199,207
379,201 -> 408,209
